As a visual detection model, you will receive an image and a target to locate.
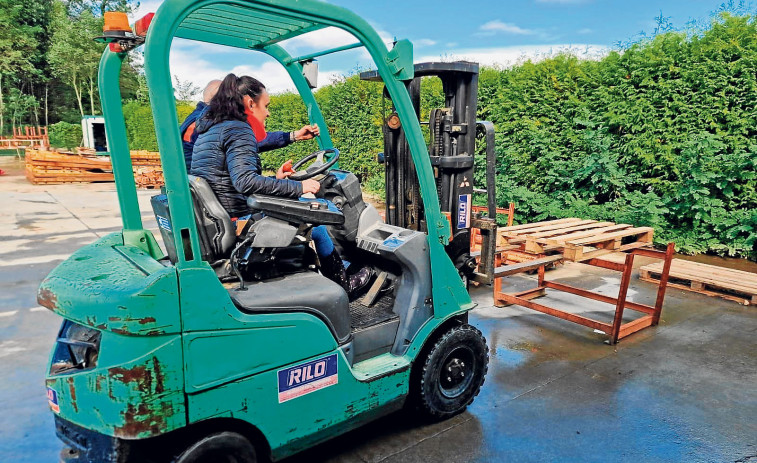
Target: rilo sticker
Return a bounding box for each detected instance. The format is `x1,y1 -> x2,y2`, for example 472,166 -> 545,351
47,387 -> 60,413
457,194 -> 471,229
277,354 -> 338,403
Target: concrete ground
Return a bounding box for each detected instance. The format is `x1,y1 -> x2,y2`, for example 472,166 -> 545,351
1,157 -> 755,463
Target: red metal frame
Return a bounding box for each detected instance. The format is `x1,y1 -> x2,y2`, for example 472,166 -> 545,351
494,243 -> 675,344
0,126 -> 49,150
471,202 -> 514,251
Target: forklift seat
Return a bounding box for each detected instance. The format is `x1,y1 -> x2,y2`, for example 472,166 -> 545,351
230,271 -> 352,343
187,175 -> 238,262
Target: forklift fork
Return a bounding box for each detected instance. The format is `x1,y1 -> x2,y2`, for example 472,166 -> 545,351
470,120 -> 498,285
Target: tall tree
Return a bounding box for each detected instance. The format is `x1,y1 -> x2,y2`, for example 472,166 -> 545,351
64,0 -> 137,16
0,0 -> 41,134
48,2 -> 105,117
173,75 -> 200,102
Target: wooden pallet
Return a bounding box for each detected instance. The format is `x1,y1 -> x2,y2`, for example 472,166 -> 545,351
498,218 -> 654,262
134,166 -> 165,189
640,259 -> 757,306
25,149 -> 163,187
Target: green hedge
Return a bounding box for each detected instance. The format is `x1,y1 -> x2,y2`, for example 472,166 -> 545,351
123,101 -> 195,152
262,76 -> 386,180
48,121 -> 83,150
481,13 -> 756,258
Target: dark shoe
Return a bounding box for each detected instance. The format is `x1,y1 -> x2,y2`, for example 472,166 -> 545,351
347,266 -> 374,296
319,251 -> 373,298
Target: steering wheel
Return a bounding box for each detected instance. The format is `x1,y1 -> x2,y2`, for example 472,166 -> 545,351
289,148 -> 340,181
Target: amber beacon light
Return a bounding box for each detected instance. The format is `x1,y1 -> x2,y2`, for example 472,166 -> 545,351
94,11 -> 153,53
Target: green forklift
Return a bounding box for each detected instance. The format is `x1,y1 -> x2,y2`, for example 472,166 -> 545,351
40,1 -> 497,461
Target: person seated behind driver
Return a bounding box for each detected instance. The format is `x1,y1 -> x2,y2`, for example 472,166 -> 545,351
190,73 -> 372,297
180,79 -> 320,172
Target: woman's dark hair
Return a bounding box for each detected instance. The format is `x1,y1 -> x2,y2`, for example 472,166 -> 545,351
205,73 -> 266,123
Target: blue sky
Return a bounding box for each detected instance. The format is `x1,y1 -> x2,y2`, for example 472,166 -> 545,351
131,0 -> 748,97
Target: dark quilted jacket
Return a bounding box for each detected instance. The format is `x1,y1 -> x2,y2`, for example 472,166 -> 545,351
179,102 -> 207,171
181,102 -> 294,171
190,116 -> 302,217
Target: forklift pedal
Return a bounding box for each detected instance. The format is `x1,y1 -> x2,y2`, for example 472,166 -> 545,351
360,271 -> 389,307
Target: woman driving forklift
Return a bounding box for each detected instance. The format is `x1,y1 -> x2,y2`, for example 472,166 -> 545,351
190,73 -> 372,297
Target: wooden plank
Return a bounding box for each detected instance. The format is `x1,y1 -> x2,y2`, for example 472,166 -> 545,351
503,220 -> 598,238
642,259 -> 757,284
568,227 -> 654,245
564,244 -> 625,262
470,245 -> 518,258
534,224 -> 633,246
641,260 -> 757,290
493,255 -> 564,277
640,276 -> 753,306
510,221 -> 616,242
499,218 -> 581,233
640,266 -> 757,294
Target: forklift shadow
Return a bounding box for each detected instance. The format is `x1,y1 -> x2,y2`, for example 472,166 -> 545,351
281,409 -> 485,462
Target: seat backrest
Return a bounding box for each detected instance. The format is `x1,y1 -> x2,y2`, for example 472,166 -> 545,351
187,175 -> 237,262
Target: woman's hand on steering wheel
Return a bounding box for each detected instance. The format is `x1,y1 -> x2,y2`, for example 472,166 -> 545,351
288,148 -> 339,181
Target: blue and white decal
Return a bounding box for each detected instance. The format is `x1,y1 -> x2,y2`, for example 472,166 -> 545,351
47,387 -> 60,413
382,236 -> 404,249
156,215 -> 172,231
277,353 -> 338,403
457,194 -> 471,229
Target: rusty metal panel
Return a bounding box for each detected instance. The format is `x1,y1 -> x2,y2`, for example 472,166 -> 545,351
37,233 -> 181,336
46,334 -> 185,439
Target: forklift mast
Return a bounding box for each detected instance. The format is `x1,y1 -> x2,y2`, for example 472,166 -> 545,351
360,62 -> 497,284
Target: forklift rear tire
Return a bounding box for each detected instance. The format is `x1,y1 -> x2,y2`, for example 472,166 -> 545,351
414,324 -> 488,420
175,431 -> 257,463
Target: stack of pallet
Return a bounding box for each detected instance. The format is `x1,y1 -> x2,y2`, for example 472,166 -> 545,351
498,218 -> 655,262
25,149 -> 114,184
25,149 -> 164,188
640,259 -> 757,306
130,150 -> 164,189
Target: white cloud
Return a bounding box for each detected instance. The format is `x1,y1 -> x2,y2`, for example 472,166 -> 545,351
577,28 -> 593,34
415,39 -> 437,47
280,27 -> 358,52
479,20 -> 536,35
418,44 -> 609,68
167,43 -> 348,99
129,0 -> 162,21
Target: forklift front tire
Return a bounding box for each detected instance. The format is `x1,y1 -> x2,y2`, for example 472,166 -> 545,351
174,431 -> 257,463
414,324 -> 489,420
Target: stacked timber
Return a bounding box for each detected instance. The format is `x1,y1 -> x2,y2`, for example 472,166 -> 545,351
130,150 -> 164,189
75,147 -> 97,155
640,259 -> 757,306
25,149 -> 164,188
25,149 -> 114,184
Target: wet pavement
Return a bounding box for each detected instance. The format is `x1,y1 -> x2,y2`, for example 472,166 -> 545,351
1,157 -> 755,463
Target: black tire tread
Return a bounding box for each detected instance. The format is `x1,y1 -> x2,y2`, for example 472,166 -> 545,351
417,324 -> 489,419
174,431 -> 257,463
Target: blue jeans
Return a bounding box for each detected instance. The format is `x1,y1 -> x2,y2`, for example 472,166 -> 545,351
311,225 -> 335,257
297,198 -> 338,258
